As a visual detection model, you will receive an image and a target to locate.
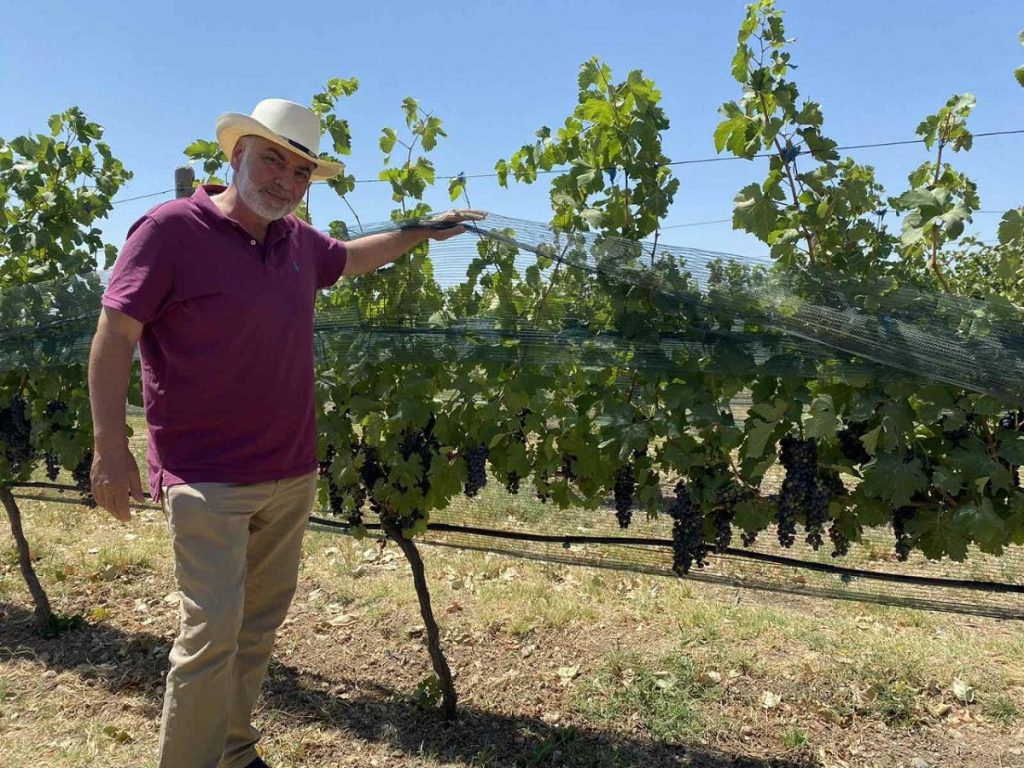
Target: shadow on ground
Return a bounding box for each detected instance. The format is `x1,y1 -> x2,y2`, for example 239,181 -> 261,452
0,601 -> 819,767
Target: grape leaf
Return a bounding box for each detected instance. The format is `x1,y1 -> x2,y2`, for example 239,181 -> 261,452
861,454 -> 926,507
998,208 -> 1024,245
804,395 -> 838,439
953,499 -> 1006,555
733,183 -> 780,240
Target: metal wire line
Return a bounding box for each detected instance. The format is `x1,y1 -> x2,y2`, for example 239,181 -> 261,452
111,127 -> 1024,204
353,127 -> 1024,183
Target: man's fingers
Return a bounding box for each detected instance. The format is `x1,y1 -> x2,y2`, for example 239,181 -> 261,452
430,209 -> 487,223
129,469 -> 145,503
92,481 -> 132,522
111,487 -> 131,522
451,209 -> 486,221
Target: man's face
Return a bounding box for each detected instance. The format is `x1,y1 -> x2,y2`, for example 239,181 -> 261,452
233,136 -> 315,221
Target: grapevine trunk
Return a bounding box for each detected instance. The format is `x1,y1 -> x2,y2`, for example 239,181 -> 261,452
381,517 -> 458,719
0,486 -> 53,631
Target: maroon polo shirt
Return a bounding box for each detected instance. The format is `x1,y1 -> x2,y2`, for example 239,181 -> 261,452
102,185 -> 347,500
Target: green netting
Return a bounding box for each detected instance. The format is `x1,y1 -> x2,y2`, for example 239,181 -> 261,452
348,214 -> 1024,402
4,214 -> 1024,403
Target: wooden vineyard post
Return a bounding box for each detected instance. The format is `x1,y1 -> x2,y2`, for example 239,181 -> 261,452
174,166 -> 195,199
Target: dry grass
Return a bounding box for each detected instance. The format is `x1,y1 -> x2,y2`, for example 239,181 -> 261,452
1,493 -> 1023,768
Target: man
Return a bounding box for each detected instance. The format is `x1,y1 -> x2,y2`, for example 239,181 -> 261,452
88,98 -> 483,768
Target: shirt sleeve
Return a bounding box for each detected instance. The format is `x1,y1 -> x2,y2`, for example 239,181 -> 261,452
102,216 -> 176,324
311,229 -> 348,290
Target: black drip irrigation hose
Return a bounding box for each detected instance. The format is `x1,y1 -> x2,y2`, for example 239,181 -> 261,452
307,515 -> 1024,596
7,483 -> 1022,598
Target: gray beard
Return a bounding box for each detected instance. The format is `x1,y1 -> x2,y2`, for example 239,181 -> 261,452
235,159 -> 295,221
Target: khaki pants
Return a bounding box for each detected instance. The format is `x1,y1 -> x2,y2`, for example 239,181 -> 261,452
158,472 -> 316,768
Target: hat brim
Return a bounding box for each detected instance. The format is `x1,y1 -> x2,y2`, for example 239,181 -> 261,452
216,113 -> 345,181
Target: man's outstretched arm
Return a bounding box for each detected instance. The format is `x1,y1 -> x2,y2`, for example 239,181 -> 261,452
342,209 -> 485,276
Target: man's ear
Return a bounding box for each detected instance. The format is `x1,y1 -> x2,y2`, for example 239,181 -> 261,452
230,139 -> 246,172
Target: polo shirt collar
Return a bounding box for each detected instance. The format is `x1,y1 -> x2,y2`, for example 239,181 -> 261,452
192,184 -> 298,242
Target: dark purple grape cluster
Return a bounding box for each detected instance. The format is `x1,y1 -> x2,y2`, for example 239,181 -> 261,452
0,397 -> 34,472
939,412 -> 975,448
998,411 -> 1024,431
828,521 -> 851,558
463,445 -> 488,497
71,452 -> 91,489
505,412 -> 528,496
326,479 -> 346,516
391,416 -> 440,528
398,417 -> 439,498
535,472 -> 551,504
560,453 -> 578,482
318,443 -> 337,479
505,473 -> 521,496
712,508 -> 733,553
613,463 -> 635,528
668,483 -> 706,574
320,443 -> 367,526
778,435 -> 830,550
992,412 -> 1024,488
72,451 -> 96,508
39,401 -> 70,481
837,421 -> 871,464
892,504 -> 914,561
44,452 -> 59,481
709,481 -> 746,553
942,425 -> 970,444
44,400 -> 68,420
358,442 -> 385,517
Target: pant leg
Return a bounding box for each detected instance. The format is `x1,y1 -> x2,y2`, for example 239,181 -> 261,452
158,481 -> 274,768
220,472 -> 317,768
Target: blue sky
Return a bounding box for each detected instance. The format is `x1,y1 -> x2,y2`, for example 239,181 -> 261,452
3,0 -> 1022,259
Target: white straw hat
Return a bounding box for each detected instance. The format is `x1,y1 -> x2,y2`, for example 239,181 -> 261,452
216,98 -> 344,181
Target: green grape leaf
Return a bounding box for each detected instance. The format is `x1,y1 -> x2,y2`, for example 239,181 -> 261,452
804,394 -> 838,439
447,174 -> 466,203
860,426 -> 882,456
952,499 -> 1006,555
906,510 -> 970,561
743,418 -> 776,461
714,114 -> 747,154
998,208 -> 1024,245
997,434 -> 1024,466
732,498 -> 769,535
948,444 -> 1003,491
931,465 -> 963,497
861,454 -> 927,507
733,183 -> 780,239
1006,494 -> 1024,545
379,127 -> 398,157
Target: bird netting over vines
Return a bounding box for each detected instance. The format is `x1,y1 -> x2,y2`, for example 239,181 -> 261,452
4,212 -> 1024,623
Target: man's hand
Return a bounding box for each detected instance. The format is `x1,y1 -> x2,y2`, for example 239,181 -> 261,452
91,442 -> 144,522
417,209 -> 487,241
344,210 -> 488,276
